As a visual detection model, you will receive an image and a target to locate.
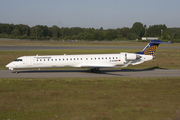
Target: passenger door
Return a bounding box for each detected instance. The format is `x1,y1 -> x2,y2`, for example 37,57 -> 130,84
26,56 -> 32,67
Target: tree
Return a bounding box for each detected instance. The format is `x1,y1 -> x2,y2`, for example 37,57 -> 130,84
127,33 -> 138,40
147,24 -> 167,37
122,27 -> 130,38
131,22 -> 145,38
36,25 -> 50,37
1,22 -> 179,42
0,23 -> 12,35
16,24 -> 30,36
96,27 -> 104,40
10,24 -> 30,38
104,29 -> 117,40
83,32 -> 93,40
51,25 -> 59,39
93,31 -> 102,40
30,26 -> 43,39
161,29 -> 172,40
173,31 -> 180,39
76,33 -> 84,40
12,28 -> 21,36
71,35 -> 77,40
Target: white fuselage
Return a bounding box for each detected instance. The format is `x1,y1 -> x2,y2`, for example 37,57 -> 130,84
6,53 -> 153,70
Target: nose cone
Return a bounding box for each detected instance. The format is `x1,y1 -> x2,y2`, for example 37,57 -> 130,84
6,63 -> 10,68
6,62 -> 14,70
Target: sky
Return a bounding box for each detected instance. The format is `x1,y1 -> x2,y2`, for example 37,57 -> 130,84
0,0 -> 180,29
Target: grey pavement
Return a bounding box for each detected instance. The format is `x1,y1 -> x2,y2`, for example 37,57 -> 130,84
1,69 -> 180,78
0,46 -> 179,51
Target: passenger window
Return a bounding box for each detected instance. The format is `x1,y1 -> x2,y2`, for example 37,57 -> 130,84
59,59 -> 61,61
113,57 -> 114,59
74,58 -> 75,60
109,57 -> 111,59
81,58 -> 82,60
77,58 -> 79,60
102,57 -> 104,60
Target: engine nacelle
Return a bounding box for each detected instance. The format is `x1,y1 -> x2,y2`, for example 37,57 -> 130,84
125,53 -> 141,60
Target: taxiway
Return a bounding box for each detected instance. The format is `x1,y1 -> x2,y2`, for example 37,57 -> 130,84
1,69 -> 180,78
0,46 -> 179,51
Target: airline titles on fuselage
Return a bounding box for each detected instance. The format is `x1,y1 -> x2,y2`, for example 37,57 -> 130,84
36,57 -> 52,59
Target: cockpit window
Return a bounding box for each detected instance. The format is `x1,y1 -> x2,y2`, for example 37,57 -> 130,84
14,59 -> 23,62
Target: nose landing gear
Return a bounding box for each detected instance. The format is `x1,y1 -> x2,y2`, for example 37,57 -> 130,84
14,69 -> 18,74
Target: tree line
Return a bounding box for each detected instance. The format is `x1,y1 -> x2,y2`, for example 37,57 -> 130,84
0,22 -> 180,42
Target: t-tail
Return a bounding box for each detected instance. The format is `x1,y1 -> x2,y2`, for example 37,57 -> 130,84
136,40 -> 171,56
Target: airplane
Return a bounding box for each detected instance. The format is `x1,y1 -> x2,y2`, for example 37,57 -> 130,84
6,40 -> 171,73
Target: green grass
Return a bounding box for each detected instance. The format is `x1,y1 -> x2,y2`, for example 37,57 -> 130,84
1,49 -> 180,69
0,77 -> 180,120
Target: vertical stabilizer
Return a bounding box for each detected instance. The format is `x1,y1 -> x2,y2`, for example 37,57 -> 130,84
136,40 -> 171,56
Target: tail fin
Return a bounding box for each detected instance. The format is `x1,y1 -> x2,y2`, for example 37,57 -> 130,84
136,40 -> 171,56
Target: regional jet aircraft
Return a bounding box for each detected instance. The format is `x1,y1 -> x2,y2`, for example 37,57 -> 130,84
6,40 -> 171,73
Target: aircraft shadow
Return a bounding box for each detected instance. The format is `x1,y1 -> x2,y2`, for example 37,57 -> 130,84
111,66 -> 166,72
13,69 -> 89,73
101,66 -> 167,76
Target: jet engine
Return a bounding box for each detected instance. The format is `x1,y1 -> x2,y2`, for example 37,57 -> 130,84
125,53 -> 141,60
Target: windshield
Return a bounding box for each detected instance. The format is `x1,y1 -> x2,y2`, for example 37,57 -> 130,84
14,59 -> 23,62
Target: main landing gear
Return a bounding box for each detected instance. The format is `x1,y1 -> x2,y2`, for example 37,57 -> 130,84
91,68 -> 101,73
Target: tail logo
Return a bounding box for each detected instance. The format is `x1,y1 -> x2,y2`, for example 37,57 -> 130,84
144,45 -> 158,56
136,40 -> 172,55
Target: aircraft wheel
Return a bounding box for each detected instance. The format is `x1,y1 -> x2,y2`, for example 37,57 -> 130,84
92,69 -> 97,73
97,70 -> 101,74
91,68 -> 100,73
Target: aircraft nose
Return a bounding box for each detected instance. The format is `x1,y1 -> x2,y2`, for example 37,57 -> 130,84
6,63 -> 12,68
6,63 -> 14,70
6,63 -> 10,68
